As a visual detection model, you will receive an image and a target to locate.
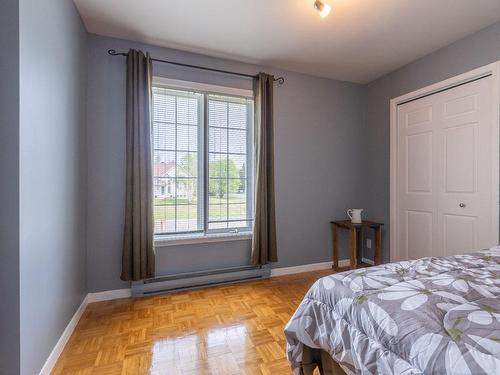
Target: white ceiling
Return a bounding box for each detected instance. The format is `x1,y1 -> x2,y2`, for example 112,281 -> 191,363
74,0 -> 500,83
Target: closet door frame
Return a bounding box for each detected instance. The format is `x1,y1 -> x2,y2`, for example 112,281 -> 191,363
390,62 -> 500,262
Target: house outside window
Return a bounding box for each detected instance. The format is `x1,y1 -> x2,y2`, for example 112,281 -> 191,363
152,78 -> 254,237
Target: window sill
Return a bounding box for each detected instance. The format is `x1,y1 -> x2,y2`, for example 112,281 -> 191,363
154,231 -> 253,247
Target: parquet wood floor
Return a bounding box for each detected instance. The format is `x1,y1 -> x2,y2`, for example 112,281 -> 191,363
52,269 -> 334,375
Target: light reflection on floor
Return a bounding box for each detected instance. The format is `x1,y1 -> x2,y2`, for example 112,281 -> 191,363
52,270 -> 330,375
151,324 -> 249,374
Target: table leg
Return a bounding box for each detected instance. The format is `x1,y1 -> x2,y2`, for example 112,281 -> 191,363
356,228 -> 362,265
350,227 -> 357,269
332,224 -> 338,271
374,226 -> 382,266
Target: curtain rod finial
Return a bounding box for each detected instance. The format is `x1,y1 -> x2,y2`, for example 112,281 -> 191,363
274,76 -> 285,85
108,49 -> 127,56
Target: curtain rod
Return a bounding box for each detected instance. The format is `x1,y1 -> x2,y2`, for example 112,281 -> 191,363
107,49 -> 285,85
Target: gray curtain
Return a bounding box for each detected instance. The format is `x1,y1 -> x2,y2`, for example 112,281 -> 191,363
251,73 -> 278,265
121,49 -> 155,281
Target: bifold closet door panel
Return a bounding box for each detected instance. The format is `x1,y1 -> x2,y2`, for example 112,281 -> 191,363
397,76 -> 495,259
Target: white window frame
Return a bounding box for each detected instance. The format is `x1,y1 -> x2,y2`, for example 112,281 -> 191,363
154,77 -> 253,98
152,77 -> 254,245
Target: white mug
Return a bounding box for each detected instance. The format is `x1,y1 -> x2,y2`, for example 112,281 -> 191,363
347,208 -> 363,224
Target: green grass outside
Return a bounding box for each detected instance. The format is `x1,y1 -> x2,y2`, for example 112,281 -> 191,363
154,194 -> 245,206
154,193 -> 247,220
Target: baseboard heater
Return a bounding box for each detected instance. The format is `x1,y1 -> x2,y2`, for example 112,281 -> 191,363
131,264 -> 271,296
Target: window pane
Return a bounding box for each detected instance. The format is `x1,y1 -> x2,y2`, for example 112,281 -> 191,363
209,127 -> 227,153
153,122 -> 175,150
175,204 -> 198,232
176,96 -> 198,125
154,151 -> 175,177
176,178 -> 197,204
232,220 -> 251,228
177,125 -> 198,152
209,203 -> 228,221
209,158 -> 240,181
209,100 -> 227,127
177,152 -> 197,177
153,89 -> 175,123
228,129 -> 246,154
228,154 -> 246,180
228,102 -> 247,129
152,88 -> 202,234
208,94 -> 253,231
208,178 -> 228,203
208,153 -> 227,178
154,205 -> 176,234
228,203 -> 246,220
229,182 -> 246,204
154,177 -> 175,201
208,222 -> 228,230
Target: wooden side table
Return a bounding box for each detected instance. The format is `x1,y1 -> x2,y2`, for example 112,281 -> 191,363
330,220 -> 383,271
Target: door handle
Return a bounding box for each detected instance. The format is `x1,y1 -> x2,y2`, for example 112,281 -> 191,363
459,203 -> 466,208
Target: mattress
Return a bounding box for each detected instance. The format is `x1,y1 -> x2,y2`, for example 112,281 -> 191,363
284,247 -> 500,374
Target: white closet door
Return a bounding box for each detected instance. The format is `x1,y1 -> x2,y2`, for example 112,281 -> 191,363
397,76 -> 495,259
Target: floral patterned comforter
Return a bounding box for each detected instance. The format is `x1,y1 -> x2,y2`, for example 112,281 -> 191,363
284,247 -> 500,374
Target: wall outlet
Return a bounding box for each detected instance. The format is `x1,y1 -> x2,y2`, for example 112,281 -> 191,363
366,239 -> 372,249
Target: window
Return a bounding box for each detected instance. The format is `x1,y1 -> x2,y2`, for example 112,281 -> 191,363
152,80 -> 254,236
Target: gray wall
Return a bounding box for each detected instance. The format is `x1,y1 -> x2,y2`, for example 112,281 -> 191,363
0,1 -> 20,374
86,34 -> 364,292
2,5 -> 499,373
362,21 -> 500,263
19,0 -> 88,374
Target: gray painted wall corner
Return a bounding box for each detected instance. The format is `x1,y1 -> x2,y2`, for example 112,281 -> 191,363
0,0 -> 20,373
18,0 -> 88,373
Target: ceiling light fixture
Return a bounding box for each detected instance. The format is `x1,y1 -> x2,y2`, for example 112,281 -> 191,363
314,0 -> 331,18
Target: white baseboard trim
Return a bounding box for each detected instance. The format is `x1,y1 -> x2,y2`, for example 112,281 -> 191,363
39,258 -> 358,373
87,261 -> 354,303
87,288 -> 132,303
270,259 -> 350,277
362,257 -> 375,265
83,260 -> 356,304
338,259 -> 352,268
39,290 -> 132,374
39,295 -> 88,375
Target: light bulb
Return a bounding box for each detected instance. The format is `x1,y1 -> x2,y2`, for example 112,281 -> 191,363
314,0 -> 331,18
319,3 -> 331,18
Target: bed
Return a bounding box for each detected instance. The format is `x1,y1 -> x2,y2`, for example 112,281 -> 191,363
284,247 -> 500,374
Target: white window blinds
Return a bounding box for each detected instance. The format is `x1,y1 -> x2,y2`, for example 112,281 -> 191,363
152,85 -> 253,236
208,94 -> 253,231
